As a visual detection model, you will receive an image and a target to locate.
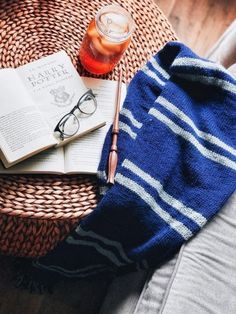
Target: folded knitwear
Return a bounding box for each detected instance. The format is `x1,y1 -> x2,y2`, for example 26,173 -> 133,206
34,42 -> 236,278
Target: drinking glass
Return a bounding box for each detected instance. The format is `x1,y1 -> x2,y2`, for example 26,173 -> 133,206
79,4 -> 135,75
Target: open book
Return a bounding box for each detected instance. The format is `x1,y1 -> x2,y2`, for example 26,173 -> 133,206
0,78 -> 127,174
0,51 -> 105,168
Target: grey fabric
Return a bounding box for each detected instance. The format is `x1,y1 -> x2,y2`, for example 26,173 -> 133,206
206,20 -> 236,68
134,255 -> 178,314
99,270 -> 149,314
134,192 -> 236,314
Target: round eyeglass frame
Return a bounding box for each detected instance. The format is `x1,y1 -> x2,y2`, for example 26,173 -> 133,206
54,89 -> 97,141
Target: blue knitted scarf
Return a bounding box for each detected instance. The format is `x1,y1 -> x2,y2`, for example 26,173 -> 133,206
33,42 -> 236,279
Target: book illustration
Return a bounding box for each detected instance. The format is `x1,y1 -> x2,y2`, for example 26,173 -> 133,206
50,85 -> 75,108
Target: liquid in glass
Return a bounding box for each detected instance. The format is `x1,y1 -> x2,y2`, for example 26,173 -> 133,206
79,5 -> 135,75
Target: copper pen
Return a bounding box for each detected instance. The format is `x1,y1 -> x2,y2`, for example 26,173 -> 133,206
107,69 -> 123,184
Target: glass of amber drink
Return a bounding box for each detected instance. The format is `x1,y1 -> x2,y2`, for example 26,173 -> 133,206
79,4 -> 135,75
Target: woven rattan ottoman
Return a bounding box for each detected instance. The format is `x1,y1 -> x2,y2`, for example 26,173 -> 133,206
0,0 -> 177,257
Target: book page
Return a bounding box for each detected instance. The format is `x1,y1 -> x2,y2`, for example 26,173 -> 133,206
0,147 -> 64,174
64,77 -> 126,174
0,68 -> 56,167
16,51 -> 105,147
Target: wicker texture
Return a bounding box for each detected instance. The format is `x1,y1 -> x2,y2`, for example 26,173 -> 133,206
0,0 -> 177,257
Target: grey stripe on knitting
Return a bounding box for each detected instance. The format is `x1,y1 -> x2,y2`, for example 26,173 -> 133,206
173,57 -> 232,77
34,260 -> 108,278
122,159 -> 207,227
115,173 -> 193,240
149,56 -> 170,79
57,266 -> 108,278
119,121 -> 137,139
120,108 -> 143,129
75,226 -> 132,263
66,236 -> 126,267
99,185 -> 109,195
34,261 -> 103,274
149,108 -> 236,171
142,65 -> 165,86
97,170 -> 107,180
157,96 -> 236,157
176,72 -> 236,95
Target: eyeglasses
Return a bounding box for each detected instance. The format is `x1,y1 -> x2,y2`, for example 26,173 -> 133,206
54,89 -> 97,141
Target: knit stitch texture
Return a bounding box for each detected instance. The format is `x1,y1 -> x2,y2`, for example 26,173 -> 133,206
34,42 -> 236,278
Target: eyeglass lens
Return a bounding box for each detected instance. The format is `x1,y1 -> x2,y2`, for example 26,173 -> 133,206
58,113 -> 79,138
78,92 -> 97,115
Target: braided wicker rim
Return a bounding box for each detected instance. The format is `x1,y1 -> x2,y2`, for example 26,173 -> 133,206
0,0 -> 177,257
